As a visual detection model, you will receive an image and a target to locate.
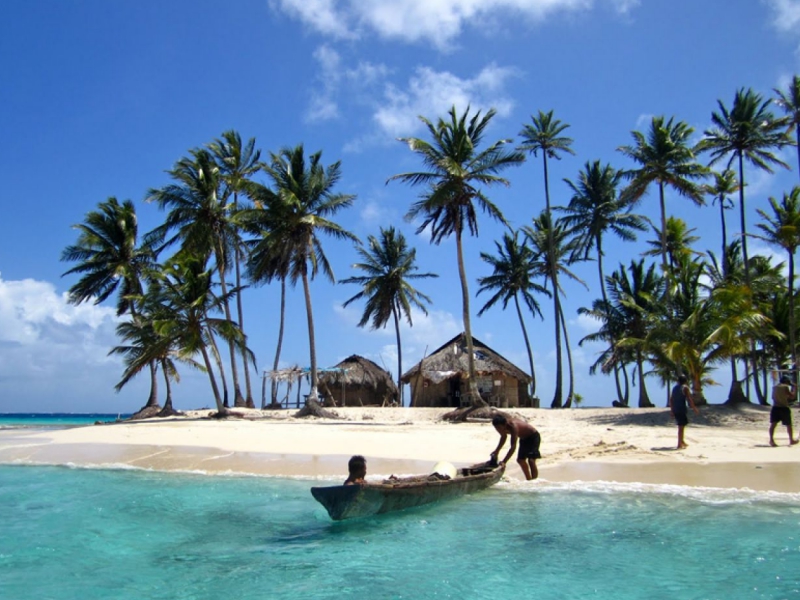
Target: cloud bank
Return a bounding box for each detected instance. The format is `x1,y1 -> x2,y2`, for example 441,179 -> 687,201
275,0 -> 640,48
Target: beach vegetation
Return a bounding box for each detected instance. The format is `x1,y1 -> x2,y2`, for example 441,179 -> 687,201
618,116 -> 708,274
559,160 -> 646,404
146,149 -> 248,408
57,74 -> 800,415
61,197 -> 161,414
518,110 -> 575,408
256,144 -> 359,417
208,131 -> 262,408
341,226 -> 438,406
389,105 -> 525,409
477,230 -> 549,405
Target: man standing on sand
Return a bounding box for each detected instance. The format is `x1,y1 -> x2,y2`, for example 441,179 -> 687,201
668,374 -> 699,450
490,413 -> 540,480
770,376 -> 798,447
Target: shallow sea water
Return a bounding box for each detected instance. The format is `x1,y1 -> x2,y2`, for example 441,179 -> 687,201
1,464 -> 799,600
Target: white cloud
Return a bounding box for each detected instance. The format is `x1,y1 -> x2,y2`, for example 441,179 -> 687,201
359,200 -> 398,226
0,276 -> 118,346
272,0 -> 355,39
273,0 -> 637,48
765,0 -> 800,33
374,64 -> 518,138
334,301 -> 460,345
0,275 -> 136,412
305,45 -> 391,124
574,311 -> 602,333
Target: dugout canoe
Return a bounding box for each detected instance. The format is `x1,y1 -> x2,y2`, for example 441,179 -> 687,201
310,461 -> 505,521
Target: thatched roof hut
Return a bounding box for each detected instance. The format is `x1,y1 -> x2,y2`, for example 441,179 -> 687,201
400,333 -> 531,408
318,355 -> 399,407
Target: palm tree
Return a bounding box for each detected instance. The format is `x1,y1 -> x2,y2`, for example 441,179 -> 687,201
522,212 -> 585,407
209,130 -> 261,407
147,148 -> 247,407
559,160 -> 646,402
617,116 -> 707,274
774,75 -> 800,177
60,197 -> 160,410
476,231 -> 550,405
109,293 -> 199,417
702,169 -> 739,275
260,144 -> 358,415
754,187 -> 800,371
388,105 -> 525,407
643,216 -> 701,269
518,110 -> 575,408
697,88 -> 792,403
341,227 -> 438,406
150,256 -> 249,415
240,181 -> 294,407
697,88 -> 792,276
577,297 -> 632,406
608,259 -> 665,407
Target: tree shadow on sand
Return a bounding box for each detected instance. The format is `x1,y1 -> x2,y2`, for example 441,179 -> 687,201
580,403 -> 769,429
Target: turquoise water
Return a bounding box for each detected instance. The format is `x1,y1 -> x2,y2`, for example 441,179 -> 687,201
1,465 -> 799,600
0,414 -> 129,430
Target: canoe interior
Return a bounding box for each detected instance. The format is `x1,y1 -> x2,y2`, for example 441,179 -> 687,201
310,462 -> 504,521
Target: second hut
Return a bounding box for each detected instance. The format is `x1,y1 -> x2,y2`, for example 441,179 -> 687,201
401,333 -> 532,408
318,355 -> 399,407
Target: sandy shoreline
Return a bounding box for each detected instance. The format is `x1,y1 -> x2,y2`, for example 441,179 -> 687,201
1,405 -> 799,493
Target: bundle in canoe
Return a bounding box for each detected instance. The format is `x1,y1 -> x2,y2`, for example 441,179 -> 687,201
310,461 -> 505,521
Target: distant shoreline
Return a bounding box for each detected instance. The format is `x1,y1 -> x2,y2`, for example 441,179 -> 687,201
1,405 -> 798,493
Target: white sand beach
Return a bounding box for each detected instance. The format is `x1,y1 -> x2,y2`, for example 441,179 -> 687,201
1,404 -> 798,492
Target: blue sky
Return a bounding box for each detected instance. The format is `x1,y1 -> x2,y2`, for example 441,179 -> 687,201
2,0 -> 800,413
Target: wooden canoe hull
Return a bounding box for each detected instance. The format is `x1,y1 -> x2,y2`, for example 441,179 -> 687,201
310,463 -> 505,521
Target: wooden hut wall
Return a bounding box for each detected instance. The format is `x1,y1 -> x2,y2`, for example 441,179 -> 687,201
408,373 -> 526,407
409,379 -> 453,407
322,382 -> 389,407
482,373 -> 521,407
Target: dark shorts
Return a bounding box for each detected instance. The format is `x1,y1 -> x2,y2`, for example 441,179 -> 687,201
673,410 -> 688,427
518,431 -> 541,460
771,406 -> 792,426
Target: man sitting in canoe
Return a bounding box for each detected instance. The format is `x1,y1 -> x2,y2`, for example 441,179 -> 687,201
344,455 -> 367,485
490,414 -> 541,480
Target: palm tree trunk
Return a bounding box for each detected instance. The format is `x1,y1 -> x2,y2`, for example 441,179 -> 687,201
206,323 -> 229,407
738,151 -> 765,404
145,361 -> 159,407
392,305 -> 403,406
551,278 -> 564,408
796,123 -> 800,178
622,362 -> 630,405
658,182 -> 669,274
234,246 -> 254,408
271,278 -> 287,405
455,227 -> 483,406
543,153 -> 563,408
719,193 -> 728,275
216,248 -> 244,407
162,366 -> 173,412
301,270 -> 319,402
513,293 -> 537,407
635,349 -> 651,407
789,253 -> 797,371
596,234 -> 624,403
156,360 -> 180,417
560,304 -> 575,408
200,344 -> 226,414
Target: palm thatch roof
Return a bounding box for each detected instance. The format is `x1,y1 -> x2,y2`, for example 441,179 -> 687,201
319,354 -> 399,394
400,332 -> 531,384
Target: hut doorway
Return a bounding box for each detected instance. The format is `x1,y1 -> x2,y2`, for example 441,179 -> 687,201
448,377 -> 462,407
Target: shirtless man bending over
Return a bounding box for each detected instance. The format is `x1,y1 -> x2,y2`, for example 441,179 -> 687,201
490,414 -> 541,480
